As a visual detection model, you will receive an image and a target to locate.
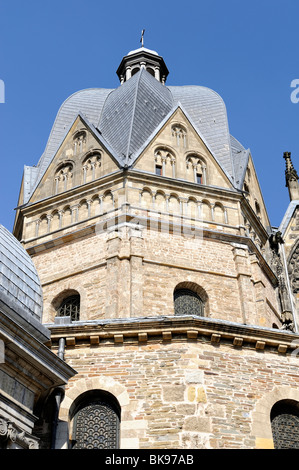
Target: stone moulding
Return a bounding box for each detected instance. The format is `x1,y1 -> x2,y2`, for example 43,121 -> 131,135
0,417 -> 39,449
47,315 -> 299,356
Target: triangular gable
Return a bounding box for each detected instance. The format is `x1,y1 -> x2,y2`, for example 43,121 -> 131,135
241,153 -> 271,230
25,114 -> 121,205
23,113 -> 122,205
279,201 -> 299,236
132,104 -> 234,189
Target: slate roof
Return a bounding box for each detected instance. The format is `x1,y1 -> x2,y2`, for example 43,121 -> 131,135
0,224 -> 44,325
98,69 -> 173,163
22,65 -> 249,204
230,135 -> 250,190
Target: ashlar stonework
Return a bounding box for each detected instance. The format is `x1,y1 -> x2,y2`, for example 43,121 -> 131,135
9,45 -> 299,449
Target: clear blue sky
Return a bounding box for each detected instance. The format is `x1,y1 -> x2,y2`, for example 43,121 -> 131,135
0,0 -> 299,232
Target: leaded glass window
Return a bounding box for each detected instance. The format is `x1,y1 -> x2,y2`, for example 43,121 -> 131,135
72,397 -> 120,449
174,288 -> 204,316
271,400 -> 299,448
57,295 -> 80,321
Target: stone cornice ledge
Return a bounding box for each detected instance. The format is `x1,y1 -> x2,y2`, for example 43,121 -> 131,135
47,315 -> 299,356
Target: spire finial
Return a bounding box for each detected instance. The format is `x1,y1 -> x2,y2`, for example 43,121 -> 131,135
140,29 -> 145,47
283,151 -> 299,201
283,151 -> 298,185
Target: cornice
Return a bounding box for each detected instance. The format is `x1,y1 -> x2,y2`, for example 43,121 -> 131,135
47,315 -> 299,357
16,170 -> 124,216
25,209 -> 278,287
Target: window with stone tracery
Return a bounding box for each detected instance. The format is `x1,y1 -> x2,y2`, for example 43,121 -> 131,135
186,155 -> 206,185
54,162 -> 73,194
154,147 -> 176,178
82,152 -> 101,184
171,124 -> 187,148
73,130 -> 87,155
72,391 -> 120,449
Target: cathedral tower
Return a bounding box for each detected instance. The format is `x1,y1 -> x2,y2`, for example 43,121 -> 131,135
12,45 -> 299,449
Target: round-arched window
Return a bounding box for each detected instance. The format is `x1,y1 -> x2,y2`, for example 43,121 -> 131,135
71,390 -> 120,449
271,400 -> 299,448
174,288 -> 204,316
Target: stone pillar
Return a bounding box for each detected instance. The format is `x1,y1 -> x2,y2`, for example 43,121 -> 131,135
105,232 -> 122,318
129,228 -> 144,317
249,252 -> 268,327
232,244 -> 256,324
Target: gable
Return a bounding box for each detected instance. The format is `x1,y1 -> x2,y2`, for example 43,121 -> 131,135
280,202 -> 299,259
27,115 -> 119,204
241,154 -> 270,229
133,107 -> 233,189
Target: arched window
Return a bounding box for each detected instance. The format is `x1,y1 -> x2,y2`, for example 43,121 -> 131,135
171,124 -> 187,148
154,147 -> 176,178
271,400 -> 299,448
73,130 -> 87,155
82,152 -> 101,184
71,390 -> 120,449
54,162 -> 73,194
131,67 -> 140,76
174,288 -> 204,316
57,294 -> 80,321
186,155 -> 207,185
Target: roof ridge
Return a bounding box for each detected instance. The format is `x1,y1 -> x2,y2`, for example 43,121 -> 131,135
125,69 -> 144,164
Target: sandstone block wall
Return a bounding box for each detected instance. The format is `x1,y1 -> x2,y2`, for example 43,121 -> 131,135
57,338 -> 299,449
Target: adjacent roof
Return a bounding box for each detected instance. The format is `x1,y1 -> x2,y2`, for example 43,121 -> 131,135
279,200 -> 299,236
22,50 -> 249,205
0,224 -> 48,340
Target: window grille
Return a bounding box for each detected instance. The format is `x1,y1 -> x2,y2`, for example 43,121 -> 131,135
73,399 -> 120,449
271,400 -> 299,448
174,288 -> 204,316
57,295 -> 80,321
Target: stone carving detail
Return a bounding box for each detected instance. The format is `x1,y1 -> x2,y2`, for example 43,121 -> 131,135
288,241 -> 299,295
269,232 -> 294,331
82,152 -> 101,184
73,130 -> 87,155
171,124 -> 187,148
0,417 -> 39,449
54,162 -> 73,194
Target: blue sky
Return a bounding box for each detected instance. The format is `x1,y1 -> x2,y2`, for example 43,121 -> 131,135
0,0 -> 299,232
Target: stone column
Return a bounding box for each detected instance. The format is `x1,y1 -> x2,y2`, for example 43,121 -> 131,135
129,228 -> 144,317
232,244 -> 256,324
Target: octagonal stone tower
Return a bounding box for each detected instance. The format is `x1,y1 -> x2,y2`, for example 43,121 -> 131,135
12,45 -> 299,450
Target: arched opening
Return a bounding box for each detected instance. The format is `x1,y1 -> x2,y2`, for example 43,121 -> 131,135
54,162 -> 73,194
271,399 -> 299,448
82,151 -> 101,184
131,67 -> 140,76
70,390 -> 120,449
146,67 -> 155,77
53,290 -> 80,322
173,283 -> 206,317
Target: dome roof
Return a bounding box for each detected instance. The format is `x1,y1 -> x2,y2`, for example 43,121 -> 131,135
22,53 -> 247,203
0,225 -> 45,335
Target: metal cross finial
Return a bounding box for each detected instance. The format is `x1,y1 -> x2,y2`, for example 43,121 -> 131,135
140,29 -> 145,47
